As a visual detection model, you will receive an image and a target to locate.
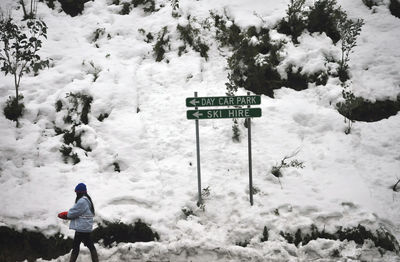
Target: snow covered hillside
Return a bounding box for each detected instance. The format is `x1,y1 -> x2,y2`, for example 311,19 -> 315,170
0,0 -> 400,261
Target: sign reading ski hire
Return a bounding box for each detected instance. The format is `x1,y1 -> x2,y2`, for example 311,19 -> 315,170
187,108 -> 261,120
186,95 -> 261,107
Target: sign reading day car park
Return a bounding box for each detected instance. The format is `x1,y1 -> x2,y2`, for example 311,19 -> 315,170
186,95 -> 261,107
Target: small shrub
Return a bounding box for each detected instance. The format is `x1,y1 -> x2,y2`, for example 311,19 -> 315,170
55,100 -> 63,112
59,145 -> 81,165
337,17 -> 364,83
139,29 -> 154,43
336,87 -> 363,134
271,149 -> 305,178
171,0 -> 180,17
65,92 -> 93,125
389,0 -> 400,18
236,239 -> 250,247
3,95 -> 24,122
306,0 -> 345,43
182,207 -> 194,218
84,61 -> 102,82
92,220 -> 159,247
113,162 -> 121,172
277,0 -> 307,44
232,119 -> 241,142
201,186 -> 211,199
120,2 -> 132,15
261,226 -> 269,242
92,28 -> 106,43
97,113 -> 109,122
132,0 -> 156,13
58,0 -> 91,17
153,27 -> 170,62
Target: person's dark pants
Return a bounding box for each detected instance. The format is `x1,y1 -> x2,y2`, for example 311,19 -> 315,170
70,231 -> 98,262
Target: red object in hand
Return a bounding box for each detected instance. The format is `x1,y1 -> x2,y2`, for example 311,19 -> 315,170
58,211 -> 68,220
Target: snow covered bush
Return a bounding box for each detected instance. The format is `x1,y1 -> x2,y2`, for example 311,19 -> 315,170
153,26 -> 170,62
0,16 -> 49,123
119,0 -> 156,15
58,0 -> 92,17
277,0 -> 307,44
119,2 -> 132,14
131,0 -> 156,13
55,92 -> 93,164
83,60 -> 102,82
171,0 -> 180,17
210,11 -> 242,49
227,26 -> 284,97
336,87 -> 362,134
177,16 -> 209,60
306,0 -> 345,43
389,0 -> 400,18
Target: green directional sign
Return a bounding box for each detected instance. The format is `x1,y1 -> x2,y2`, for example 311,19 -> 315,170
186,95 -> 261,107
187,108 -> 262,120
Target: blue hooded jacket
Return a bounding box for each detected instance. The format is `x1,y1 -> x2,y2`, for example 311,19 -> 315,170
67,196 -> 94,232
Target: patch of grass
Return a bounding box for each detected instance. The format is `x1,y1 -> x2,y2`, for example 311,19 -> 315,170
279,224 -> 400,252
0,226 -> 73,262
337,96 -> 400,123
390,0 -> 400,18
92,220 -> 159,247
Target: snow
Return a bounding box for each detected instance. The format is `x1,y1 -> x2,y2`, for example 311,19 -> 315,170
1,0 -> 400,261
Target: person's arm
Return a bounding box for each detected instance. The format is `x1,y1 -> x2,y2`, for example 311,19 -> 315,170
67,199 -> 87,219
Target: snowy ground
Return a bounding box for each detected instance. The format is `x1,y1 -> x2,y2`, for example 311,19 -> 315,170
1,0 -> 400,261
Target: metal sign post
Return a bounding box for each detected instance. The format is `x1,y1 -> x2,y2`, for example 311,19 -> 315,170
194,92 -> 202,206
247,92 -> 253,206
187,93 -> 261,206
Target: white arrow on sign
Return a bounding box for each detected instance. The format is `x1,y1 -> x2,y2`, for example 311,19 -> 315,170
193,111 -> 203,118
189,99 -> 200,106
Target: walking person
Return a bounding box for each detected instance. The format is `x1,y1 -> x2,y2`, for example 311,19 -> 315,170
58,183 -> 99,262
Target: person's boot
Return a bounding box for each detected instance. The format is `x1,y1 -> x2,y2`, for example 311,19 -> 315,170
69,252 -> 79,262
90,249 -> 99,262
